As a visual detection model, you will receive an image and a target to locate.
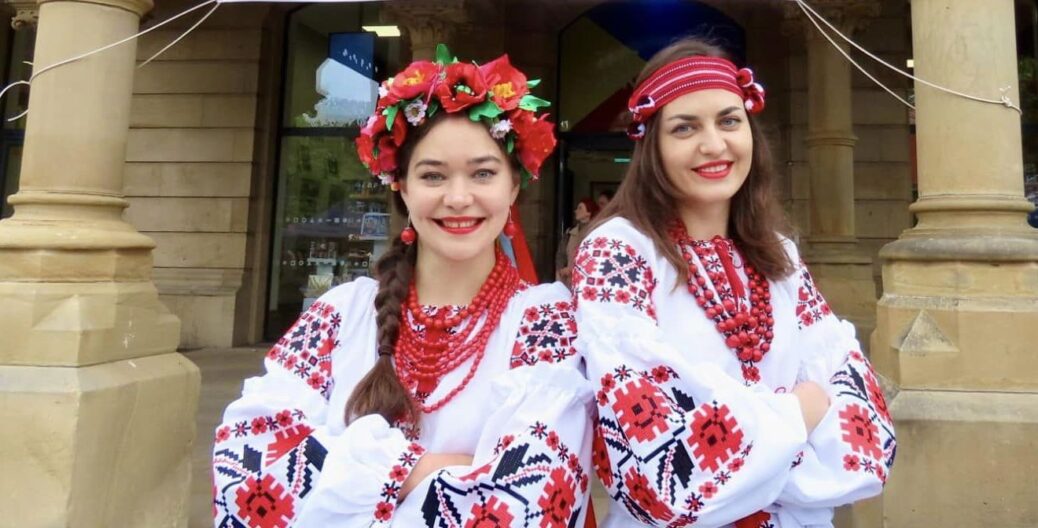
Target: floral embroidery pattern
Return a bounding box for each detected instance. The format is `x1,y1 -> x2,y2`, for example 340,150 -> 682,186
795,262 -> 832,329
372,442 -> 426,526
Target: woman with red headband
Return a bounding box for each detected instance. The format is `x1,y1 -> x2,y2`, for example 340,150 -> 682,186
573,38 -> 895,527
213,45 -> 592,527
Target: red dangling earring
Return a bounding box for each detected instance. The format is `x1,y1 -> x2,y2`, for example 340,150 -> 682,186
401,219 -> 416,245
503,212 -> 518,239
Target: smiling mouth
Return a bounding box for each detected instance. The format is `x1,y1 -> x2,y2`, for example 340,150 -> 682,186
434,217 -> 485,234
693,161 -> 733,180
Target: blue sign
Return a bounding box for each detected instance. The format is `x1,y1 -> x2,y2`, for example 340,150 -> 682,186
329,32 -> 376,79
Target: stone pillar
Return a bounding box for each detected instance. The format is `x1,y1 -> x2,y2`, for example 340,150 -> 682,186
786,0 -> 882,349
872,0 -> 1038,525
0,0 -> 200,525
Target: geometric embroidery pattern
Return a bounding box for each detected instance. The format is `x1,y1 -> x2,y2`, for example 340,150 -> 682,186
511,301 -> 578,368
795,262 -> 832,330
829,350 -> 896,483
573,237 -> 658,320
595,363 -> 752,525
419,421 -> 589,528
266,301 -> 340,399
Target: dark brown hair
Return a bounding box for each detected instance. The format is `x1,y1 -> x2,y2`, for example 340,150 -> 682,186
589,37 -> 794,283
344,113 -> 522,425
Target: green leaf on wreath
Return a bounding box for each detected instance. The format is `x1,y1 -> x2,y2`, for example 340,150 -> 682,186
518,94 -> 551,111
385,105 -> 399,130
468,100 -> 503,121
526,79 -> 541,88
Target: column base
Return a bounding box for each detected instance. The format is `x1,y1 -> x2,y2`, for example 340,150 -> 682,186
870,390 -> 1038,526
0,280 -> 181,366
0,353 -> 200,527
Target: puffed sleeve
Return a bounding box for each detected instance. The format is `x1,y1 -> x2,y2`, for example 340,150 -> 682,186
393,289 -> 594,528
574,219 -> 809,527
212,280 -> 428,528
774,255 -> 896,514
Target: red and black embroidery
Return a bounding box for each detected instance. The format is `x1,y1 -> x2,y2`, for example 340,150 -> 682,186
830,350 -> 896,483
419,421 -> 589,528
795,262 -> 832,330
595,364 -> 753,525
573,236 -> 658,320
266,301 -> 340,399
213,409 -> 327,528
511,301 -> 578,368
372,442 -> 426,526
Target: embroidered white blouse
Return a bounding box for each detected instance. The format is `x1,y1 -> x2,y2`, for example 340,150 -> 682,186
213,278 -> 594,527
572,218 -> 896,528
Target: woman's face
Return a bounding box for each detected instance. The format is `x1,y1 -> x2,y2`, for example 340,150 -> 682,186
400,116 -> 518,264
656,88 -> 753,211
574,202 -> 590,223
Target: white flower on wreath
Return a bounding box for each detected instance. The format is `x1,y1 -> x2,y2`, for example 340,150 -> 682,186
404,100 -> 427,126
490,119 -> 512,139
377,173 -> 395,186
379,84 -> 389,98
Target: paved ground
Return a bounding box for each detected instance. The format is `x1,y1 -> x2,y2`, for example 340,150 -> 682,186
184,346 -> 610,527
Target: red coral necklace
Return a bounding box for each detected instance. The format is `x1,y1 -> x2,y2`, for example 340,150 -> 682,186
394,247 -> 518,412
668,221 -> 774,383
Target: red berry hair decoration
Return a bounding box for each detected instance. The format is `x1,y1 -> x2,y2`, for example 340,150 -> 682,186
355,44 -> 557,189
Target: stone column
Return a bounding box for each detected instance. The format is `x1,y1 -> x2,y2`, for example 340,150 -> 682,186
786,0 -> 881,350
873,0 -> 1038,525
0,0 -> 199,525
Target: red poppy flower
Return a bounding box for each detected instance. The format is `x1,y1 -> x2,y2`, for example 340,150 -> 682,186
356,113 -> 408,175
509,109 -> 556,177
479,54 -> 528,111
434,62 -> 487,113
390,60 -> 440,101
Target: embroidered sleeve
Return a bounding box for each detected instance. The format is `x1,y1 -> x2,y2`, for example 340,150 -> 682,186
392,364 -> 595,527
212,292 -> 426,528
794,260 -> 832,330
777,264 -> 897,509
511,300 -> 578,368
574,235 -> 658,319
573,221 -> 809,527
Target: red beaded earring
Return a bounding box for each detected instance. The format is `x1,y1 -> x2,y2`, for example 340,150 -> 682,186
503,212 -> 518,239
401,219 -> 416,245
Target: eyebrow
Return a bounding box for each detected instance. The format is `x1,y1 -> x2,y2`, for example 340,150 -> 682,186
413,155 -> 502,168
666,106 -> 743,122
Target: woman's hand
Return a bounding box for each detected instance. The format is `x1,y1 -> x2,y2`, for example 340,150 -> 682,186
400,453 -> 474,500
792,381 -> 830,434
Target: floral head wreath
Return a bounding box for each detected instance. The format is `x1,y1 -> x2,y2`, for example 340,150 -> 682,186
356,44 -> 557,190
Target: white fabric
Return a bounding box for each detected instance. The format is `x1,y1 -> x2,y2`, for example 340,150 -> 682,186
213,278 -> 594,527
573,218 -> 895,528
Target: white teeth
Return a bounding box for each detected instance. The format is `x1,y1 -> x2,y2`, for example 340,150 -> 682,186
443,220 -> 478,228
699,163 -> 729,174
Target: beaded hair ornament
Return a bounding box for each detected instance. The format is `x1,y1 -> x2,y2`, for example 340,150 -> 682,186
626,56 -> 766,140
356,44 -> 557,189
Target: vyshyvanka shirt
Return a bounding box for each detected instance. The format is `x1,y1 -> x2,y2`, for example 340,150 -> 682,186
573,218 -> 895,528
213,278 -> 594,527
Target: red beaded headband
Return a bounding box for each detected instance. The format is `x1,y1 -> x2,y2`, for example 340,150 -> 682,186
626,56 -> 766,140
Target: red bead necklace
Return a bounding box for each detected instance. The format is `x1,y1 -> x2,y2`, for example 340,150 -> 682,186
668,221 -> 775,383
394,248 -> 519,413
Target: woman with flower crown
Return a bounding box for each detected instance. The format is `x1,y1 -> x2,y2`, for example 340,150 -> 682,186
213,45 -> 593,528
572,38 -> 896,527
